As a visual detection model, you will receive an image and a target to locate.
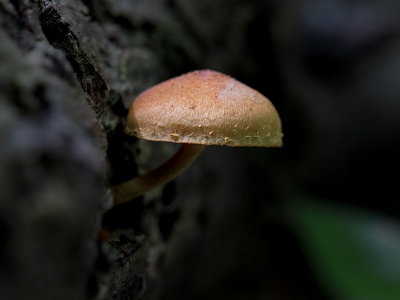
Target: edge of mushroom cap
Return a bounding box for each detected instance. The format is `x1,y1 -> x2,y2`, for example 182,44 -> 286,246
126,70 -> 283,147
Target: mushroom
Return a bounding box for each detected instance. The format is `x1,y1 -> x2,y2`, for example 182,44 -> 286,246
112,70 -> 283,205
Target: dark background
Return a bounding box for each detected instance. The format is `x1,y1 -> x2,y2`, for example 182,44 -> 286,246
1,0 -> 399,299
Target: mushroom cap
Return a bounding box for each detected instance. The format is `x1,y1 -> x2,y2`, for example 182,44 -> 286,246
126,70 -> 283,147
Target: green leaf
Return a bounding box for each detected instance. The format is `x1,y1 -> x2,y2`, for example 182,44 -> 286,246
287,197 -> 400,300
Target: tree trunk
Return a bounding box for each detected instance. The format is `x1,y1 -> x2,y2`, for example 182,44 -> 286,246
0,0 -> 156,298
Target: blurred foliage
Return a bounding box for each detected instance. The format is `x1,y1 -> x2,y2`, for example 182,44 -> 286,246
287,197 -> 400,300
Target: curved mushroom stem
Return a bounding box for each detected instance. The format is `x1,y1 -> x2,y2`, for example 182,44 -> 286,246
112,143 -> 205,205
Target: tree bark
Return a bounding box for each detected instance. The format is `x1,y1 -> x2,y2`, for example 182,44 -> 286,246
0,0 -> 152,298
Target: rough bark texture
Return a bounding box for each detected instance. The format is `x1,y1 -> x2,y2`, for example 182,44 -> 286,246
2,0 -> 399,299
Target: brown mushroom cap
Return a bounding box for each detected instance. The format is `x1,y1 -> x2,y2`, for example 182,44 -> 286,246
126,70 -> 283,147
